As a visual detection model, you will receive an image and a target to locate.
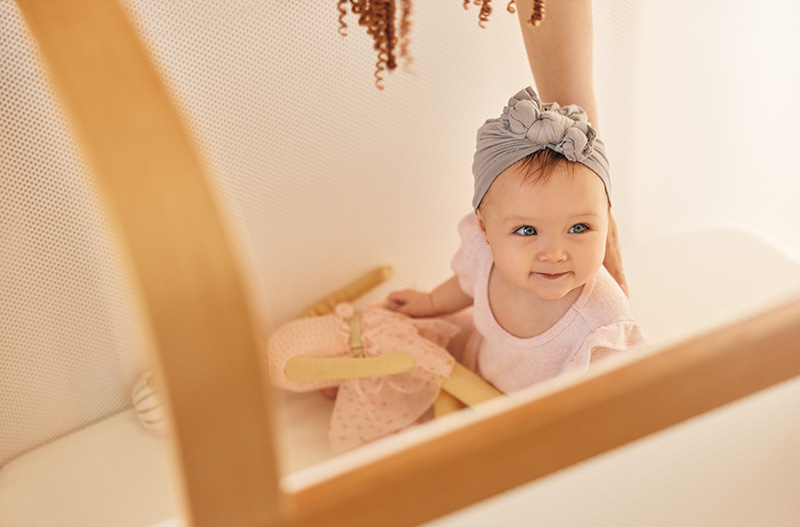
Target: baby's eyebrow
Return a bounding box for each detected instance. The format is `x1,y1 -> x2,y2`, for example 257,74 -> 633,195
505,212 -> 600,222
501,210 -> 603,226
503,215 -> 539,224
571,212 -> 601,218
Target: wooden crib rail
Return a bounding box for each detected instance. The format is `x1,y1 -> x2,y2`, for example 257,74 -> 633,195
286,296 -> 800,526
16,1 -> 800,526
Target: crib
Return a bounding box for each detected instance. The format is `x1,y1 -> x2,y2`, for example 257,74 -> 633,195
2,1 -> 800,526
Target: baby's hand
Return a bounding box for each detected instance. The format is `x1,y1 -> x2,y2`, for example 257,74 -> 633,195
386,289 -> 437,317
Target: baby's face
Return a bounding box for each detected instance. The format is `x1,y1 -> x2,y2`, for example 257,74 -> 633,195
476,162 -> 609,301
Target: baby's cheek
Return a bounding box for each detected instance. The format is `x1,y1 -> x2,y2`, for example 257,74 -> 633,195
588,243 -> 607,271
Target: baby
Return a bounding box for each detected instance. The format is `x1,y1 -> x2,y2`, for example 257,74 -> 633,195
388,86 -> 651,394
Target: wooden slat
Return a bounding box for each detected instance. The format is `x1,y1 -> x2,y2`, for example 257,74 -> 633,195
286,297 -> 800,527
14,1 -> 282,526
442,362 -> 504,406
284,353 -> 417,383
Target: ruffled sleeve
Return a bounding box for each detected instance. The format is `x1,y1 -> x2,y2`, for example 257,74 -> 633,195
561,320 -> 653,377
450,213 -> 487,298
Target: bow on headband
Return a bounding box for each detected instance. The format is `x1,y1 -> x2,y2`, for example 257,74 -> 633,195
472,86 -> 611,210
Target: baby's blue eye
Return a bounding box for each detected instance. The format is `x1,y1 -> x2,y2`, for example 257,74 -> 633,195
570,223 -> 589,234
514,226 -> 537,236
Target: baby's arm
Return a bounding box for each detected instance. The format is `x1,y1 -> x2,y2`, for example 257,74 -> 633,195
387,275 -> 473,317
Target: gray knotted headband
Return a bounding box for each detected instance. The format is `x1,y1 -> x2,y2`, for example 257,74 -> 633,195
472,86 -> 611,210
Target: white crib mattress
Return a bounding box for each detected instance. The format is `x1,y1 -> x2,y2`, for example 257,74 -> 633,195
1,228 -> 799,527
0,410 -> 180,527
0,393 -> 345,527
0,389 -> 350,527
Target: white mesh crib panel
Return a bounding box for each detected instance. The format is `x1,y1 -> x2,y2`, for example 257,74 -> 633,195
1,1 -> 149,466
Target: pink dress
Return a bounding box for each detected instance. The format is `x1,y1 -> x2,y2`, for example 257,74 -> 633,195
267,303 -> 459,452
452,214 -> 651,394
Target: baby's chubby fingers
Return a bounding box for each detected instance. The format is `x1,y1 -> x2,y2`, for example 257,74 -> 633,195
385,290 -> 413,311
385,289 -> 432,317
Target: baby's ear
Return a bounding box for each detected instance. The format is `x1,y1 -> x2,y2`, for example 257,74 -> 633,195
475,210 -> 488,239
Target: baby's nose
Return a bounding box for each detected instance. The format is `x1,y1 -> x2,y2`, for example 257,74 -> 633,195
537,239 -> 567,262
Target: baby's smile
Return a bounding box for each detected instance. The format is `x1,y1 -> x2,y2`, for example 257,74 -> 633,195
533,271 -> 569,280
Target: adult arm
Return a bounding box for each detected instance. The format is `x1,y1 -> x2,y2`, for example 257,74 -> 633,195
516,0 -> 628,295
515,0 -> 598,126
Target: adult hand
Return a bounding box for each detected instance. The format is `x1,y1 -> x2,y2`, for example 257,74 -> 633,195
604,211 -> 628,296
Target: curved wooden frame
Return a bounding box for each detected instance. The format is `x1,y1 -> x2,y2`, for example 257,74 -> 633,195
15,1 -> 280,525
15,1 -> 800,526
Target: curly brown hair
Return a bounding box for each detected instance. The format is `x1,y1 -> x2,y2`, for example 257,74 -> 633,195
465,1 -> 545,29
337,0 -> 412,89
338,1 -> 545,89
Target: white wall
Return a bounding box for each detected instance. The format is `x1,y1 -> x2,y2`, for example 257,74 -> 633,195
626,1 -> 800,261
